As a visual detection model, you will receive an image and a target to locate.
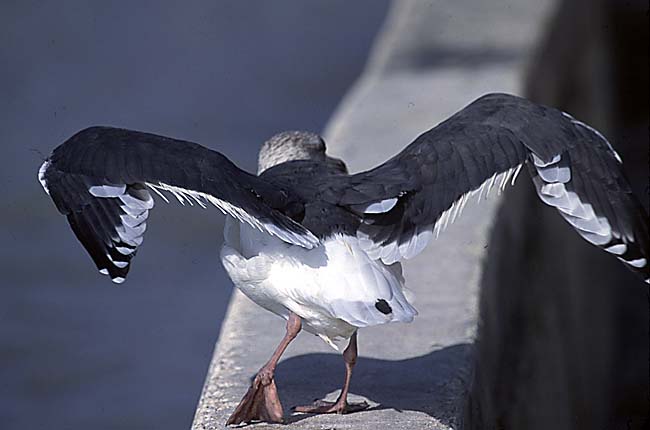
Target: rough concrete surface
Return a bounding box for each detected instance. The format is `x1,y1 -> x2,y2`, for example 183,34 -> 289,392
192,0 -> 556,428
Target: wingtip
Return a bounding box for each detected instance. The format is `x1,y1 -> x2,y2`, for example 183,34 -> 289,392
38,159 -> 51,195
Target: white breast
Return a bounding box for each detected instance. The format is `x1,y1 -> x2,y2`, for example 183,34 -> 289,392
219,218 -> 417,349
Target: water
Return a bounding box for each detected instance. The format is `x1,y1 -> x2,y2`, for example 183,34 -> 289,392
0,2 -> 388,428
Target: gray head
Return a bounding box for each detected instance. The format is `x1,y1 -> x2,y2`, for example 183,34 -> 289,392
257,130 -> 347,174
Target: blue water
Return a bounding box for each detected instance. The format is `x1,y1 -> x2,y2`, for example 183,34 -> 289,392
0,2 -> 388,428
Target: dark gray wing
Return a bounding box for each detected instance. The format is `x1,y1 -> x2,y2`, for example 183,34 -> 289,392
38,126 -> 318,283
328,93 -> 649,283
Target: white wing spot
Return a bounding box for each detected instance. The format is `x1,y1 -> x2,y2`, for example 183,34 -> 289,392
358,198 -> 398,214
532,153 -> 561,167
89,184 -> 127,198
38,160 -> 51,195
604,243 -> 627,255
624,258 -> 647,268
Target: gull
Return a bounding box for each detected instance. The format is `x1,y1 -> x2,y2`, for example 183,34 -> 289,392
38,93 -> 649,425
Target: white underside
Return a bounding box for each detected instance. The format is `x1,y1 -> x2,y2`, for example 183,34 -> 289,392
220,218 -> 417,350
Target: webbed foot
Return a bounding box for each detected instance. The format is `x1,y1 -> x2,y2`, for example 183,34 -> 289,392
226,369 -> 284,425
292,398 -> 369,415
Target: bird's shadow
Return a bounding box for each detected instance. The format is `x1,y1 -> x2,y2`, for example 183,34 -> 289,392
269,343 -> 472,426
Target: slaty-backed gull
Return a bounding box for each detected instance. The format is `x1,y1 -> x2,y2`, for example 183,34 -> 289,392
38,93 -> 649,425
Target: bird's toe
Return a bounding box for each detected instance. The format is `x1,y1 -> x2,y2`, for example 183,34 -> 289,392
226,377 -> 284,425
292,399 -> 369,415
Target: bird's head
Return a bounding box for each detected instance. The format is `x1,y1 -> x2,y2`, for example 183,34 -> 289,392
257,130 -> 347,174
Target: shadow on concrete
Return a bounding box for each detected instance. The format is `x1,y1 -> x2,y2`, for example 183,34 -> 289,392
383,46 -> 522,73
412,46 -> 522,69
265,343 -> 471,425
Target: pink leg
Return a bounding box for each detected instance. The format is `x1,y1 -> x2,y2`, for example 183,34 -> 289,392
293,331 -> 369,414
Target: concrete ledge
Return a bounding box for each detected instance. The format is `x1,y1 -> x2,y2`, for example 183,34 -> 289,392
192,1 -> 556,428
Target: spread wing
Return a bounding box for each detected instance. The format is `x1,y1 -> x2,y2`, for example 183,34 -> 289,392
327,93 -> 649,283
38,126 -> 318,283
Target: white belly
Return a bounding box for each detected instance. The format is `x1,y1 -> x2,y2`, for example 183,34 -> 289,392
219,218 -> 417,349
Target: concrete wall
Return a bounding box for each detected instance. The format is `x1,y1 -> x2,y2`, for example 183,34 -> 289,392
464,1 -> 650,429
